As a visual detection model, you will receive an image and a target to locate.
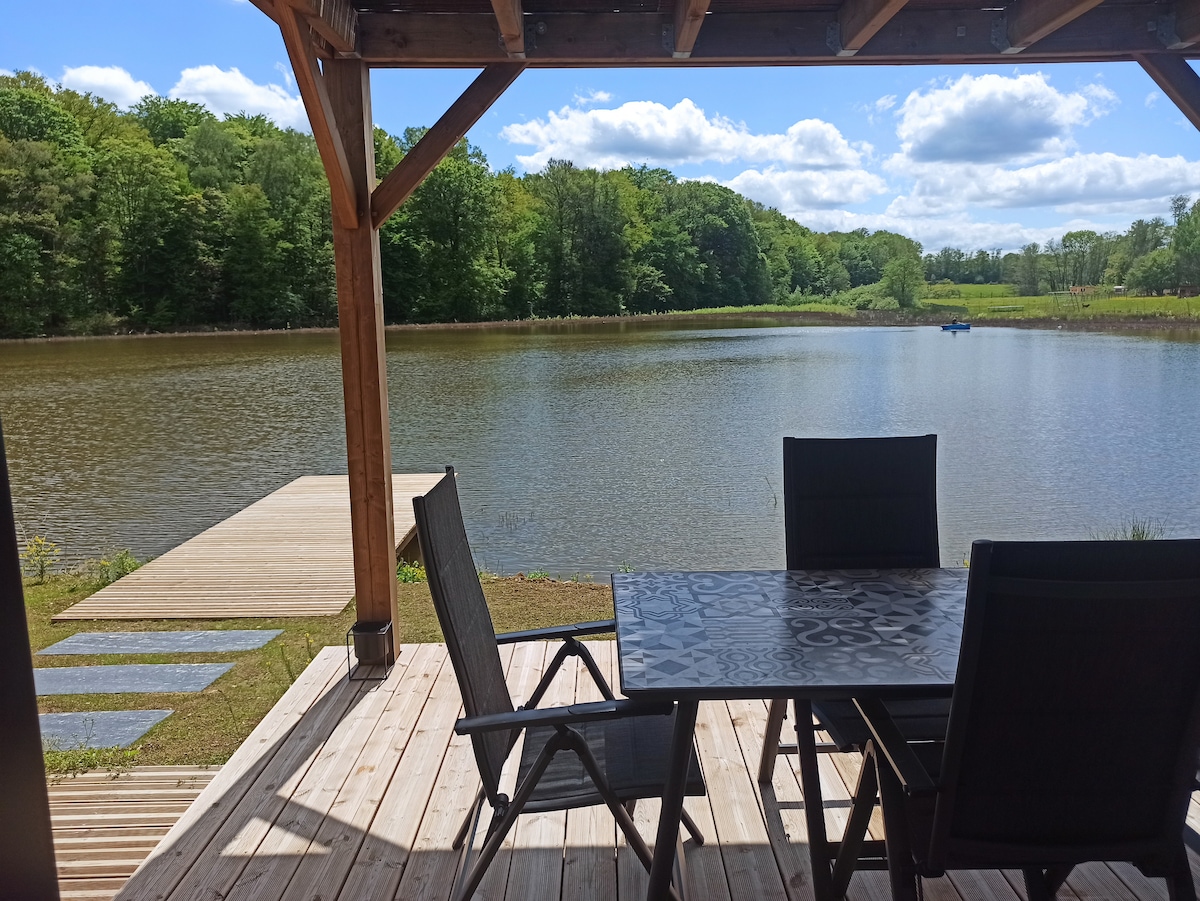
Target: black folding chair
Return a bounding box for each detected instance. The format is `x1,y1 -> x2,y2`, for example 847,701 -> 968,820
413,468 -> 705,901
759,435 -> 948,781
841,538 -> 1200,901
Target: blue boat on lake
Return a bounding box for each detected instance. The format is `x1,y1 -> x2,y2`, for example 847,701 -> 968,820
941,321 -> 971,331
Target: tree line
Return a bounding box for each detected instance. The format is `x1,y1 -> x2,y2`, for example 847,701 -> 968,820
1,70 -> 1195,340
924,204 -> 1200,298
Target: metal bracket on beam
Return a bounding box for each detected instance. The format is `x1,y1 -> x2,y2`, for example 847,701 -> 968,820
521,19 -> 545,53
826,23 -> 856,57
1158,13 -> 1192,50
662,24 -> 677,55
991,15 -> 1018,53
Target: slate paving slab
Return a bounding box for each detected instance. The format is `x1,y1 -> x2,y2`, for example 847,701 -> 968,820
39,710 -> 173,749
39,629 -> 283,655
34,663 -> 234,695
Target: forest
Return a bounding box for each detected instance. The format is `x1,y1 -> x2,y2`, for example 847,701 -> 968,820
3,70 -> 1200,340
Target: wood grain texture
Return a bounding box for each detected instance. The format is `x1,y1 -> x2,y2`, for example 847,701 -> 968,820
103,642 -> 1200,901
54,474 -> 442,620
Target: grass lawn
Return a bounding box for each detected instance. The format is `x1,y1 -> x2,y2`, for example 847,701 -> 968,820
25,573 -> 614,772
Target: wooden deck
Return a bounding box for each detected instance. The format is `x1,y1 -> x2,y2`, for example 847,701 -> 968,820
108,642 -> 1200,901
51,766 -> 217,901
55,474 -> 443,620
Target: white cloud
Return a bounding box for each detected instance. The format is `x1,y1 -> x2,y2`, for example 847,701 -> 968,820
885,152 -> 1200,218
168,65 -> 307,130
573,89 -> 613,106
0,69 -> 14,79
502,98 -> 869,171
59,65 -> 153,109
1146,92 -> 1160,108
725,167 -> 888,211
895,72 -> 1114,165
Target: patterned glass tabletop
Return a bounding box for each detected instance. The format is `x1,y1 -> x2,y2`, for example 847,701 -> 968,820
612,569 -> 968,699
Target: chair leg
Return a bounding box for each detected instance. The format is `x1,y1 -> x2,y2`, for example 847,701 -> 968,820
453,787 -> 486,850
758,697 -> 789,782
832,747 -> 879,899
1043,864 -> 1073,896
1022,868 -> 1054,901
874,744 -> 918,901
1168,843 -> 1197,901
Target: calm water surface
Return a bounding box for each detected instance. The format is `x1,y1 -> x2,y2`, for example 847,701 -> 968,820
1,322 -> 1198,574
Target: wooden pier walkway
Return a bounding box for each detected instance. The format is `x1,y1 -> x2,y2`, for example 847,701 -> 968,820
55,474 -> 443,621
112,642 -> 1200,901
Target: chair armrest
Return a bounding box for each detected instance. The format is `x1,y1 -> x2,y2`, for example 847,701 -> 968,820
455,698 -> 674,735
853,698 -> 938,797
494,620 -> 616,644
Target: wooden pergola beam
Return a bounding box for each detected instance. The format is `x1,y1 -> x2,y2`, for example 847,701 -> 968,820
1178,0 -> 1200,48
672,0 -> 712,59
1138,53 -> 1200,132
286,0 -> 359,56
371,62 -> 525,229
999,0 -> 1105,54
491,0 -> 526,58
835,0 -> 909,57
279,8 -> 359,228
356,4 -> 1178,66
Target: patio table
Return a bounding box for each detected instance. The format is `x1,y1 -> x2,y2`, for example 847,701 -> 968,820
611,568 -> 969,901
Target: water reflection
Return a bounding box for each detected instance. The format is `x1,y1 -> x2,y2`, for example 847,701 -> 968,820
1,323 -> 1197,574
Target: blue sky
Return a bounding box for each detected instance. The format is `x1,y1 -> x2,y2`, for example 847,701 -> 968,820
5,0 -> 1200,252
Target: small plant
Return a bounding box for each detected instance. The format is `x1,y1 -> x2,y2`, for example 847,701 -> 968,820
42,720 -> 139,777
78,548 -> 142,587
618,562 -> 634,573
20,535 -> 61,583
397,560 -> 427,583
1090,515 -> 1169,541
526,569 -> 550,581
304,632 -> 314,662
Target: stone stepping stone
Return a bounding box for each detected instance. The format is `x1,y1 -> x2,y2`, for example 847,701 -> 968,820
34,663 -> 234,695
39,629 -> 283,655
40,710 -> 173,750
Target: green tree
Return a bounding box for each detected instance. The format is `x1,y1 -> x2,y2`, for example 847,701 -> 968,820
1126,247 -> 1177,295
131,96 -> 214,146
881,256 -> 925,308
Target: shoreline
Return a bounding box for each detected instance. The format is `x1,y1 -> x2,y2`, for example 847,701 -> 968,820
4,308 -> 1199,345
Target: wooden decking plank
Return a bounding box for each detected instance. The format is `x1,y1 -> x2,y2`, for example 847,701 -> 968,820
394,642 -> 540,901
222,646 -> 420,901
561,640 -> 618,901
55,474 -> 442,620
275,643 -> 448,901
115,647 -> 349,901
504,640 -> 573,901
334,645 -> 514,901
691,698 -> 789,901
725,698 -> 814,901
944,869 -> 1025,901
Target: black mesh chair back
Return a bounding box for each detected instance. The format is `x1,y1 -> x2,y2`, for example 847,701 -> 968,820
784,435 -> 939,571
931,538 -> 1200,873
413,468 -> 515,801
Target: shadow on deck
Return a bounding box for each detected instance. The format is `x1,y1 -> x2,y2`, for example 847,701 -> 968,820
112,643 -> 1200,901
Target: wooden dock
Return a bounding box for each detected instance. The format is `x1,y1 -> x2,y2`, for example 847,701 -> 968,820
51,766 -> 216,901
110,642 -> 1200,901
55,474 -> 443,621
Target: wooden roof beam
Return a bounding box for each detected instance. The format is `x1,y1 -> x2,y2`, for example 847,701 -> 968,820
279,8 -> 359,228
491,0 -> 526,59
372,62 -> 524,228
284,0 -> 359,56
831,0 -> 908,58
994,0 -> 1105,54
1174,0 -> 1200,48
1137,53 -> 1200,133
672,0 -> 713,59
356,5 -> 1178,66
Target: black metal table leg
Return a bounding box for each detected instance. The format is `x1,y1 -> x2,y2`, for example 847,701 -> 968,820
794,697 -> 836,901
646,699 -> 699,901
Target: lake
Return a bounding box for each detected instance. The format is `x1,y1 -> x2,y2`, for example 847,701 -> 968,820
1,321 -> 1197,575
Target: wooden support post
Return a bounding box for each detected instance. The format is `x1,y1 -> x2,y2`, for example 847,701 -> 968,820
491,0 -> 526,58
371,63 -> 525,229
1178,0 -> 1200,48
324,59 -> 399,650
1138,53 -> 1200,133
0,419 -> 60,900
